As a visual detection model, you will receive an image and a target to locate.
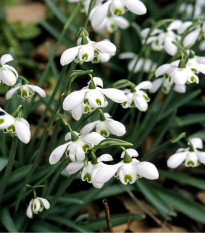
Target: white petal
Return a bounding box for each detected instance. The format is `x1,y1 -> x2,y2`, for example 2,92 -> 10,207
33,198 -> 41,212
0,54 -> 14,65
60,46 -> 79,66
155,64 -> 171,77
174,84 -> 186,93
119,52 -> 136,59
71,104 -> 83,121
15,119 -> 31,144
100,88 -> 127,103
98,52 -> 111,62
118,163 -> 137,184
83,132 -> 105,145
97,154 -> 113,162
0,114 -> 15,130
185,152 -> 198,167
75,145 -> 86,161
94,40 -> 116,55
106,119 -> 126,136
38,198 -> 50,209
197,151 -> 205,165
66,161 -> 84,174
80,121 -> 98,135
26,199 -> 33,219
137,161 -> 159,180
49,142 -> 69,164
78,44 -> 95,62
149,78 -> 164,93
65,131 -> 79,141
63,90 -> 87,111
6,85 -> 21,100
190,64 -> 205,74
136,81 -> 152,90
168,20 -> 182,31
86,89 -> 105,108
167,152 -> 187,168
93,77 -> 103,88
121,148 -> 139,158
27,85 -> 46,98
133,93 -> 148,111
112,16 -> 129,29
0,68 -> 17,86
164,37 -> 178,56
191,137 -> 203,149
183,28 -> 200,47
172,69 -> 188,85
123,0 -> 147,15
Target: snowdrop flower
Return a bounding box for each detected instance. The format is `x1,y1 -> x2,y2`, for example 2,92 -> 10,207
0,107 -> 31,144
167,138 -> 205,168
26,197 -> 50,218
60,37 -> 116,66
66,154 -> 115,188
63,77 -> 127,120
0,54 -> 18,86
122,81 -> 152,111
141,20 -> 182,56
92,15 -> 129,33
6,83 -> 46,100
49,131 -> 105,164
199,41 -> 205,51
116,149 -> 159,184
90,0 -> 146,28
155,62 -> 205,86
119,52 -> 157,73
80,113 -> 126,137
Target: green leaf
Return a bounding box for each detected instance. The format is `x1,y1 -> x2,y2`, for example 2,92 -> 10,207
0,158 -> 8,172
30,220 -> 63,232
159,169 -> 205,190
173,114 -> 205,127
170,132 -> 186,143
83,213 -> 145,231
0,208 -> 17,233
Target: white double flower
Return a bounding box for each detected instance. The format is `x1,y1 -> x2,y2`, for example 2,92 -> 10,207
141,20 -> 182,56
122,81 -> 152,111
49,131 -> 105,164
26,197 -> 50,218
0,54 -> 18,86
119,52 -> 157,73
6,83 -> 46,100
80,113 -> 126,137
63,77 -> 127,120
0,108 -> 31,144
167,138 -> 205,168
60,37 -> 116,66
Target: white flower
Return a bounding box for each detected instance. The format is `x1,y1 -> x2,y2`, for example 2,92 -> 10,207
49,131 -> 105,164
0,54 -> 18,86
66,154 -> 114,188
122,81 -> 152,111
80,113 -> 126,137
119,52 -> 157,73
0,107 -> 31,144
155,60 -> 205,86
116,149 -> 159,184
63,77 -> 127,120
26,197 -> 50,218
6,83 -> 46,100
60,37 -> 116,66
167,138 -> 205,168
141,20 -> 182,56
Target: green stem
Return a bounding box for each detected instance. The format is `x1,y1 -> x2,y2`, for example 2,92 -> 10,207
0,137 -> 18,205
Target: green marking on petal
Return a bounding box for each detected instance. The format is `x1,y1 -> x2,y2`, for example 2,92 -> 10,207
96,98 -> 102,106
83,173 -> 91,182
191,68 -> 197,73
130,100 -> 135,108
114,8 -> 122,15
100,129 -> 108,137
66,149 -> 70,156
187,160 -> 195,167
168,76 -> 172,83
82,53 -> 88,60
155,39 -> 159,45
7,124 -> 15,133
124,175 -> 132,183
111,24 -> 116,30
82,144 -> 90,152
190,76 -> 196,82
84,105 -> 91,113
84,98 -> 89,104
0,119 -> 4,124
143,95 -> 150,101
162,86 -> 167,93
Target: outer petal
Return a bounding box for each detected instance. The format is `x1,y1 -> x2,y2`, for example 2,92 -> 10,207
149,78 -> 164,93
94,40 -> 116,55
27,85 -> 46,98
71,104 -> 83,121
66,161 -> 84,174
123,0 -> 147,15
133,93 -> 148,111
0,68 -> 17,86
49,142 -> 69,164
136,161 -> 159,180
106,119 -> 126,136
38,198 -> 50,209
65,131 -> 79,141
167,152 -> 187,168
136,81 -> 152,90
113,16 -> 129,29
197,151 -> 205,165
83,132 -> 105,145
63,89 -> 87,111
97,154 -> 113,162
121,148 -> 139,158
119,52 -> 136,59
26,199 -> 33,219
0,54 -> 14,65
191,137 -> 203,149
183,28 -> 200,47
93,77 -> 103,88
168,20 -> 182,31
75,145 -> 86,161
164,37 -> 178,56
15,119 -> 31,144
80,121 -> 99,135
5,85 -> 21,100
100,88 -> 127,103
60,46 -> 79,66
155,64 -> 171,77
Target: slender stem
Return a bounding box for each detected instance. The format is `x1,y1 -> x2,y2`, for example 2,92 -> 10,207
0,137 -> 18,205
103,199 -> 113,232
